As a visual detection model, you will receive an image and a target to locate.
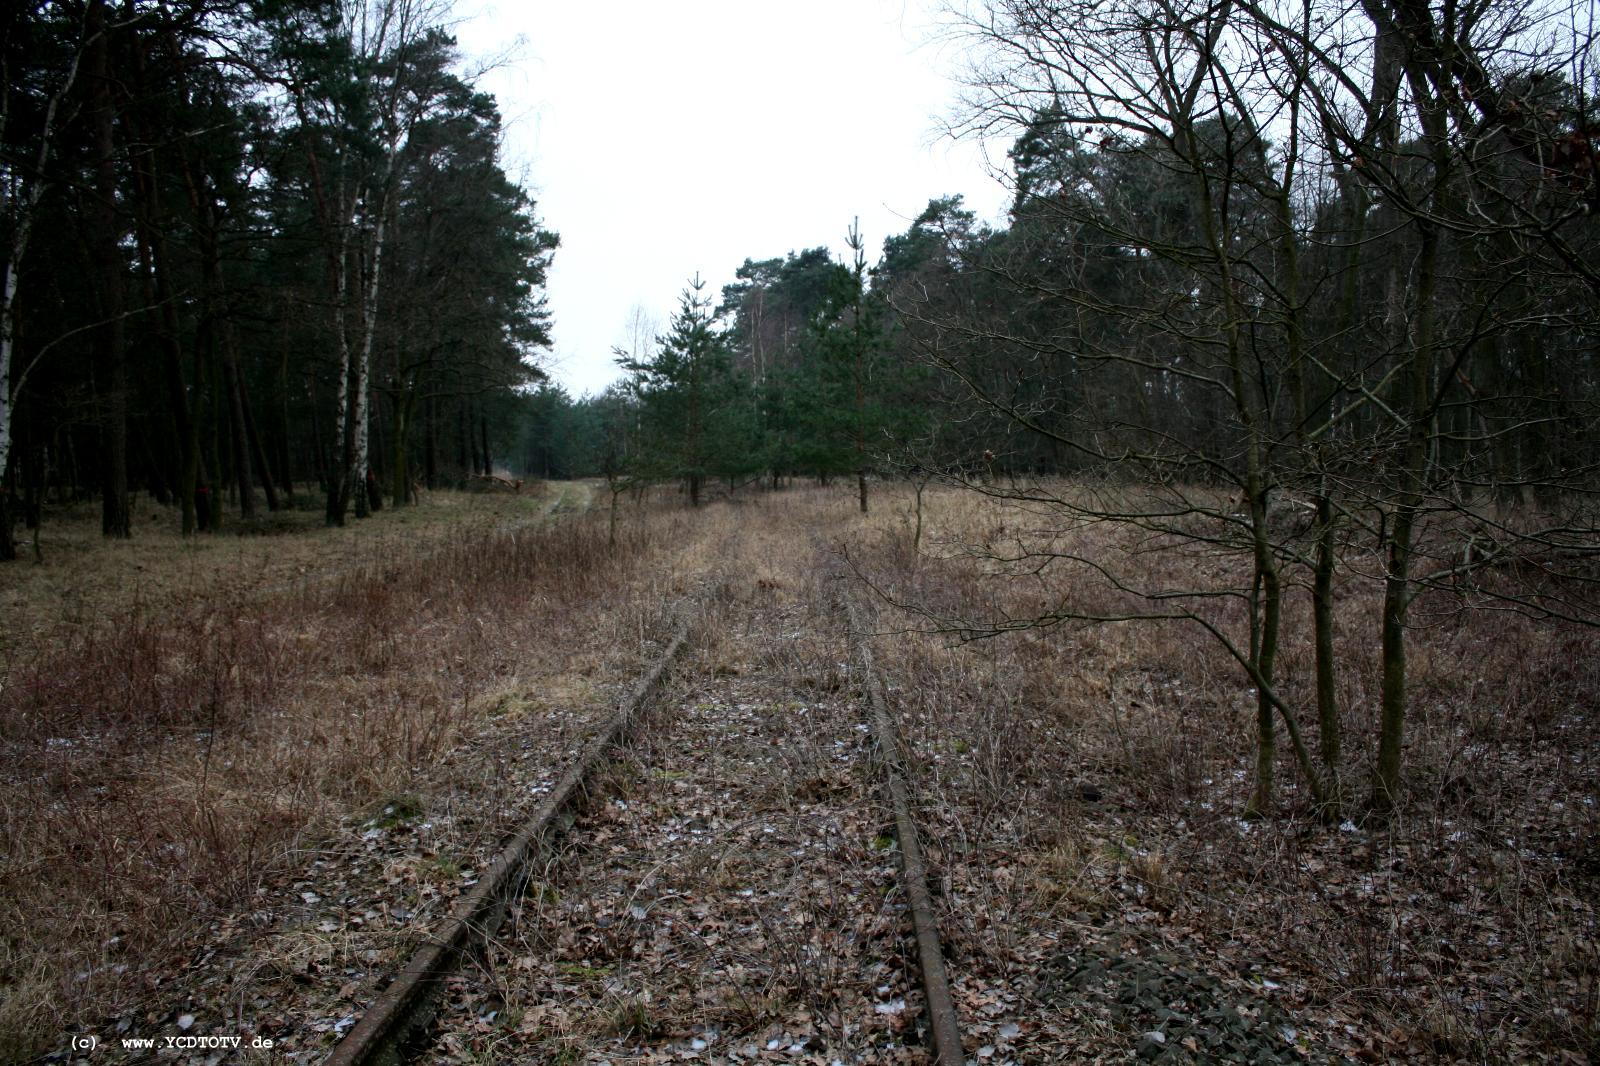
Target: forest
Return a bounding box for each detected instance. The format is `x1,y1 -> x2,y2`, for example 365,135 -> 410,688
2,0 -> 1599,1061
0,0 -> 557,555
520,0 -> 1600,819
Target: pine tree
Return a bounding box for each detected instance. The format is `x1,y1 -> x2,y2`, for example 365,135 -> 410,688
618,276 -> 738,506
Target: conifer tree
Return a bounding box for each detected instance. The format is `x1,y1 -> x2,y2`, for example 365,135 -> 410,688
618,276 -> 737,506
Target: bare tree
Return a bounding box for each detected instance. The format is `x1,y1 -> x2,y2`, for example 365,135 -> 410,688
897,0 -> 1599,815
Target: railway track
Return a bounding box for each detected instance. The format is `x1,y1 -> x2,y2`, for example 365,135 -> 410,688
323,563 -> 965,1065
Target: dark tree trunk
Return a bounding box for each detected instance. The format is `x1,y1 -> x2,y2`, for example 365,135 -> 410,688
308,366 -> 327,493
273,330 -> 295,505
65,429 -> 80,502
127,5 -> 197,534
240,370 -> 280,511
391,387 -> 415,504
202,325 -> 223,532
23,423 -> 44,530
366,394 -> 384,512
155,246 -> 197,532
220,328 -> 256,519
1312,491 -> 1342,809
88,0 -> 129,538
0,466 -> 14,562
141,428 -> 171,505
424,393 -> 437,489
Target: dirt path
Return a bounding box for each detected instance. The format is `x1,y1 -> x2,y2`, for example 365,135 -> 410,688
424,564 -> 933,1064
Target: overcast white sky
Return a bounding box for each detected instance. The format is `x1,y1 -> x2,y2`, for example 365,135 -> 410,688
452,1 -> 1010,397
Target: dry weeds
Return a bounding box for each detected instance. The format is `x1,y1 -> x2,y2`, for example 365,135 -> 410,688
0,482 -> 700,1061
851,480 -> 1599,1063
4,479 -> 1594,1064
0,482 -> 570,663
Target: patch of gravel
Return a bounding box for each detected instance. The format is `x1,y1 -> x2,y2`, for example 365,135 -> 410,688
1039,948 -> 1333,1064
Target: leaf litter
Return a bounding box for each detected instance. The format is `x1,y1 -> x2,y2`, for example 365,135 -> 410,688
425,573 -> 933,1063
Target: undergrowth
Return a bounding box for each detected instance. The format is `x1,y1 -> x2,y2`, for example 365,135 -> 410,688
850,481 -> 1599,1061
0,487 -> 670,1057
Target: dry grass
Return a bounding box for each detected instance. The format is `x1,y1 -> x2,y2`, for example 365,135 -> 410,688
0,482 -> 570,663
3,478 -> 1594,1062
0,481 -> 701,1060
847,479 -> 1600,1061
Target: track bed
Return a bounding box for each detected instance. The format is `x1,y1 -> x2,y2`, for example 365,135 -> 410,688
424,578 -> 934,1063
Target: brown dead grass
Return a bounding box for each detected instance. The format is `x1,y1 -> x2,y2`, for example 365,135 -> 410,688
847,479 -> 1600,1062
0,480 -> 699,1060
4,478 -> 1594,1062
0,481 -> 575,663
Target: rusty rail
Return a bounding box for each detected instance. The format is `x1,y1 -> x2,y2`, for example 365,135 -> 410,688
323,615 -> 691,1066
846,596 -> 967,1066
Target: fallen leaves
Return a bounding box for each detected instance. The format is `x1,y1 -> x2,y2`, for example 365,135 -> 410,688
425,584 -> 931,1063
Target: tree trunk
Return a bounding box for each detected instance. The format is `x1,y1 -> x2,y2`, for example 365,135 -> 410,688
275,339 -> 295,506
23,415 -> 44,531
0,230 -> 19,559
351,168 -> 394,520
325,185 -> 357,527
334,352 -> 356,523
1370,45 -> 1447,812
220,328 -> 258,520
352,360 -> 370,519
0,469 -> 14,562
202,330 -> 223,532
1248,508 -> 1280,817
1312,491 -> 1342,810
126,5 -> 198,534
1373,505 -> 1414,810
141,429 -> 171,505
88,0 -> 129,539
0,0 -> 87,560
308,365 -> 328,494
424,393 -> 437,489
239,367 -> 279,511
152,234 -> 197,533
391,387 -> 414,505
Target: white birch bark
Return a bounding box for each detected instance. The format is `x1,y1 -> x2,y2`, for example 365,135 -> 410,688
330,181 -> 354,508
352,199 -> 387,518
342,0 -> 427,517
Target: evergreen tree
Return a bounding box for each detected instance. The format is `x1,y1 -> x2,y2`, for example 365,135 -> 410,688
618,276 -> 740,506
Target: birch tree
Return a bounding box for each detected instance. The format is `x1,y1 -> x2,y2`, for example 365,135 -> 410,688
288,0 -> 449,525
